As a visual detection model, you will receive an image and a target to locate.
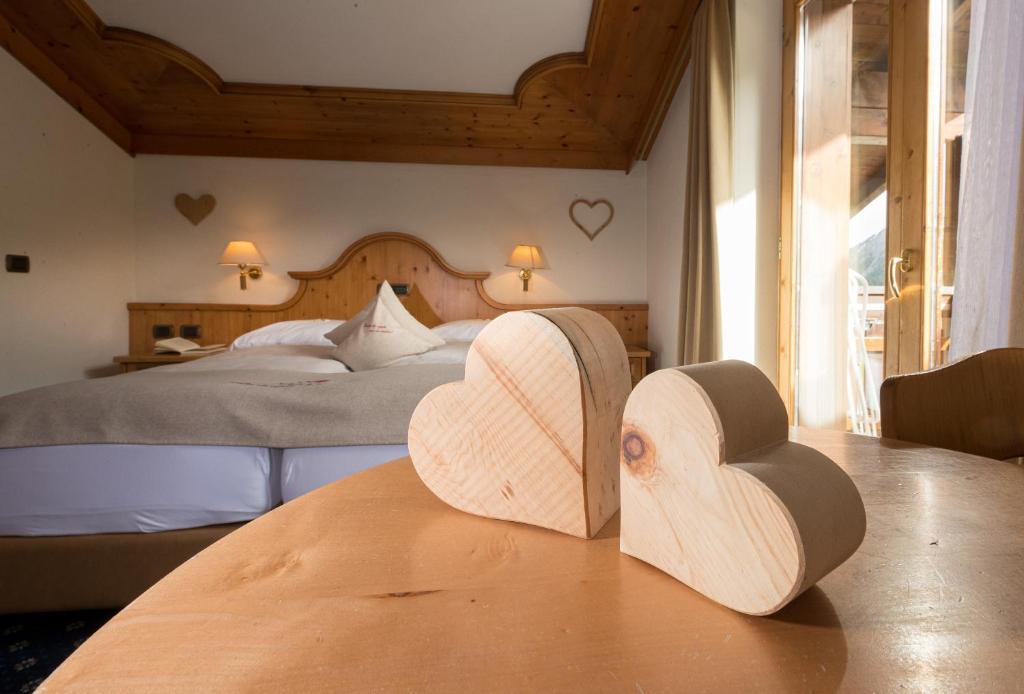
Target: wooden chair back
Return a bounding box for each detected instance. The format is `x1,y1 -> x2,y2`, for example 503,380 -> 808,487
880,348 -> 1024,460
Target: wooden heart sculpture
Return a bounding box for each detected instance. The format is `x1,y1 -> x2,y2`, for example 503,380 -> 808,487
174,193 -> 217,226
620,361 -> 866,615
409,308 -> 631,538
569,198 -> 614,240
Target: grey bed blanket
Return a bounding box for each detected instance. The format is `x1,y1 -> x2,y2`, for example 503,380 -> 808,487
0,364 -> 464,449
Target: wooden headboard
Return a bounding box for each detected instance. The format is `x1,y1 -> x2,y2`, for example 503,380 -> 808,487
127,232 -> 648,353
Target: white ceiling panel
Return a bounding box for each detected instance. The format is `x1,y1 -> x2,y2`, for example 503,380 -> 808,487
88,0 -> 593,93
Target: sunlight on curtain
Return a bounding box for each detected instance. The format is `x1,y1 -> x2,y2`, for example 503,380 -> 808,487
949,0 -> 1024,357
716,190 -> 755,363
678,0 -> 733,365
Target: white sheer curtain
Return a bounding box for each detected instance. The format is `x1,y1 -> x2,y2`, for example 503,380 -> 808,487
949,0 -> 1024,359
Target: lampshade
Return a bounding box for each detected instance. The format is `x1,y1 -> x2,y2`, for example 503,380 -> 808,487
218,241 -> 265,266
505,244 -> 546,270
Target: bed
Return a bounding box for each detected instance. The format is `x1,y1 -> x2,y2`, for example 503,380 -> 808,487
0,232 -> 647,613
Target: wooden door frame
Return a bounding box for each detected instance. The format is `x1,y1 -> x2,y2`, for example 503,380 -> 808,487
778,0 -> 799,419
884,0 -> 933,377
778,0 -> 933,420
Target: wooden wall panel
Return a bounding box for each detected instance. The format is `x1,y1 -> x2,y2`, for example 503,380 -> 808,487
127,233 -> 648,354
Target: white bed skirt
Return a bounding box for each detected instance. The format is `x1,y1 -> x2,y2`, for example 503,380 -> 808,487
281,445 -> 408,502
0,443 -> 409,536
0,445 -> 281,536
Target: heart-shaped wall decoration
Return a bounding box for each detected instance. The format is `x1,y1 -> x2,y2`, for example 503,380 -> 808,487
619,361 -> 866,615
409,308 -> 632,538
569,198 -> 614,240
174,193 -> 217,226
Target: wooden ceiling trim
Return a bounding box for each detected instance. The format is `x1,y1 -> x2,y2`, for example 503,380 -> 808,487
0,9 -> 131,152
131,133 -> 632,171
74,0 -> 520,108
64,0 -> 602,109
104,27 -> 223,94
633,25 -> 693,161
546,0 -> 701,158
512,0 -> 606,106
0,0 -> 698,170
61,0 -> 221,93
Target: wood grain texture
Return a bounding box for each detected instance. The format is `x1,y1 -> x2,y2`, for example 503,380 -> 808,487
793,0 -> 854,428
619,361 -> 865,615
0,0 -> 701,170
625,345 -> 652,387
880,347 -> 1024,460
408,308 -> 631,539
39,430 -> 1024,692
777,0 -> 798,418
885,0 -> 930,376
0,7 -> 131,152
126,232 -> 648,354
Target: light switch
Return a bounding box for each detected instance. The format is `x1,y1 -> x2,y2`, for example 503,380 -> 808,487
5,255 -> 29,273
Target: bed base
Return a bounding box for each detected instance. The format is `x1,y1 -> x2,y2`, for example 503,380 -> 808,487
0,523 -> 243,614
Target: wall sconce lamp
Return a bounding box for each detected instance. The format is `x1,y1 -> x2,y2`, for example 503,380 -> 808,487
505,244 -> 546,292
219,241 -> 265,290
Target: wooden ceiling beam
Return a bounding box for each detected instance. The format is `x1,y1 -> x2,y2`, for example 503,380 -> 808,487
0,0 -> 699,170
0,7 -> 131,152
132,134 -> 631,170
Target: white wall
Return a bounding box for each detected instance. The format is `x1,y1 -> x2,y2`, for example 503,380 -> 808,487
0,50 -> 135,396
732,0 -> 782,384
133,156 -> 647,306
645,70 -> 692,369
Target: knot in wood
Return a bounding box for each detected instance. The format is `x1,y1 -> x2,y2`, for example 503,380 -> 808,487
621,425 -> 656,480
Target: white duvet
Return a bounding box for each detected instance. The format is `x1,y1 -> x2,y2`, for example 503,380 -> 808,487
0,341 -> 472,536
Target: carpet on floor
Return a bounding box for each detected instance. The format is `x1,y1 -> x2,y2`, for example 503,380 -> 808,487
0,610 -> 116,693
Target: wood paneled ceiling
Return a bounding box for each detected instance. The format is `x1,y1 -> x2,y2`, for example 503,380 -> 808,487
0,0 -> 700,171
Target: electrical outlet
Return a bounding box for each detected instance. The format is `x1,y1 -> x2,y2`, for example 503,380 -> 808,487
5,255 -> 29,273
180,324 -> 202,339
152,325 -> 174,339
391,283 -> 410,296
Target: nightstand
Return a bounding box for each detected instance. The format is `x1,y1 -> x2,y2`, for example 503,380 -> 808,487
625,345 -> 652,388
113,353 -> 213,373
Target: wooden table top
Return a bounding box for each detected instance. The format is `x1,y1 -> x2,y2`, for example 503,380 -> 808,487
42,429 -> 1024,692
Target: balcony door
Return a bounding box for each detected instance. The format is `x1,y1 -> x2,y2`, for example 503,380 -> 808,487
781,0 -> 970,432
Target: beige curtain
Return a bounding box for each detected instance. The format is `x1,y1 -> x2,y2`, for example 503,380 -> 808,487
949,0 -> 1024,358
678,0 -> 733,364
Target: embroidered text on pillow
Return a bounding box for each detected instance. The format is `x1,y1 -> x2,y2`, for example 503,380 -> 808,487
330,281 -> 443,370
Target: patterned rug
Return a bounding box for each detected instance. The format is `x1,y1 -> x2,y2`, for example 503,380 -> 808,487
0,610 -> 116,693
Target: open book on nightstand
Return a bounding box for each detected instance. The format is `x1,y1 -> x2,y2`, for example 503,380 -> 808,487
114,339 -> 226,373
153,337 -> 226,355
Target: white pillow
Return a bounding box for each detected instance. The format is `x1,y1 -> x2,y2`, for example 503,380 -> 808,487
431,319 -> 491,343
230,319 -> 344,350
330,281 -> 444,370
